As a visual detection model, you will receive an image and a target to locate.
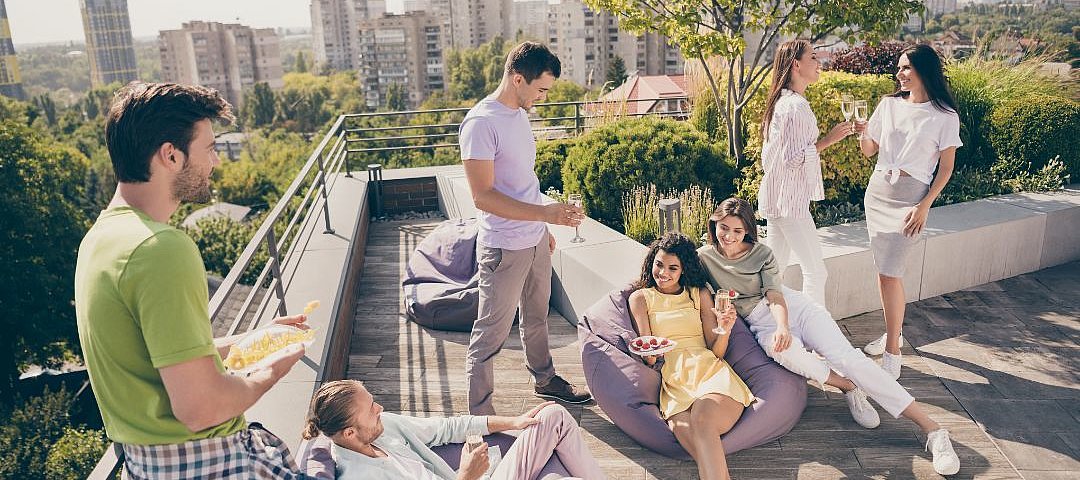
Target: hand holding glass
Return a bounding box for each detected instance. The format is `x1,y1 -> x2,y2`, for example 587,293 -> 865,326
840,94 -> 855,135
567,194 -> 585,243
854,100 -> 868,140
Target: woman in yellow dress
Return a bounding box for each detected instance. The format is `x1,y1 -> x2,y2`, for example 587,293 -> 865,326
628,232 -> 754,480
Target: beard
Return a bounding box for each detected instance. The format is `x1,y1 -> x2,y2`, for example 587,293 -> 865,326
172,159 -> 212,204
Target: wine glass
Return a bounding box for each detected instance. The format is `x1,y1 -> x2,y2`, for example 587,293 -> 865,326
712,288 -> 738,335
840,94 -> 855,135
854,100 -> 868,140
465,428 -> 484,452
567,193 -> 585,243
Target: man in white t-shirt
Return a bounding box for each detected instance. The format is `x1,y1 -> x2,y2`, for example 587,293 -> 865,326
458,41 -> 592,415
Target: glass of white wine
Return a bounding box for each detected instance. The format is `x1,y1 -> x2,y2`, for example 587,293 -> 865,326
465,428 -> 484,453
840,94 -> 855,135
567,193 -> 585,243
854,100 -> 868,140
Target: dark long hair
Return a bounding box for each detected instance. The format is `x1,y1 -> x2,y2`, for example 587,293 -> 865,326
889,44 -> 958,113
707,197 -> 758,246
633,232 -> 709,291
761,39 -> 812,141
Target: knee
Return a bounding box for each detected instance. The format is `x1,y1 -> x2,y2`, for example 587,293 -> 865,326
534,404 -> 573,427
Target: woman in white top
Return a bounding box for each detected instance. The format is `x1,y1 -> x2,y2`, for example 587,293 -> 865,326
758,39 -> 854,307
859,44 -> 963,378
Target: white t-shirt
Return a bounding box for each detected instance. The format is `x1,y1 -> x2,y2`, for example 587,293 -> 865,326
866,96 -> 963,185
459,97 -> 548,250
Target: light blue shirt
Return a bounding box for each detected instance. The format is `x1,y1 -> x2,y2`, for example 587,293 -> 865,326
459,96 -> 548,251
333,412 -> 489,480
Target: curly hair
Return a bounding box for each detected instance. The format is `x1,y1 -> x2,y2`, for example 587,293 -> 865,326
633,232 -> 709,290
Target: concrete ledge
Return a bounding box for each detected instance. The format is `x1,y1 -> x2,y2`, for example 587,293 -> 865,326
434,163 -> 1080,323
244,173 -> 369,448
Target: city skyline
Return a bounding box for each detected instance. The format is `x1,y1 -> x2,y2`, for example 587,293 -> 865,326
4,0 -> 410,45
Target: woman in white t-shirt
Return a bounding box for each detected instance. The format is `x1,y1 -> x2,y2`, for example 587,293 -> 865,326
859,44 -> 963,379
758,39 -> 855,308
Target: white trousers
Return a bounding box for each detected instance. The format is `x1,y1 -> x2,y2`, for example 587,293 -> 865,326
765,215 -> 828,307
746,287 -> 915,418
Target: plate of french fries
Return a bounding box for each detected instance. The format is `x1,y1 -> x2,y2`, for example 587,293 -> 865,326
223,300 -> 320,374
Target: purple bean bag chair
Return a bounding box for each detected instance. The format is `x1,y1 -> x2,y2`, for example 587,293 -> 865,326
298,432 -> 570,479
578,284 -> 807,459
402,219 -> 481,332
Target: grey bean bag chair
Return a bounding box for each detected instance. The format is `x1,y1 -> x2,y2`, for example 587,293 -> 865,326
578,284 -> 808,459
298,432 -> 570,479
402,219 -> 481,332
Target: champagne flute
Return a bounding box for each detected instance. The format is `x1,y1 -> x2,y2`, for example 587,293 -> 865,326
854,100 -> 868,140
567,193 -> 585,243
713,288 -> 738,335
840,94 -> 855,135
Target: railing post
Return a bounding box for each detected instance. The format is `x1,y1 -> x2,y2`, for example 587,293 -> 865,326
658,198 -> 682,236
367,164 -> 383,218
574,102 -> 582,136
341,128 -> 353,178
316,146 -> 335,235
265,227 -> 288,317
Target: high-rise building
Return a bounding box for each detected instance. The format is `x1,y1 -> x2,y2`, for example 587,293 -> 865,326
510,0 -> 549,43
159,21 -> 284,108
357,11 -> 446,108
311,0 -> 386,71
0,0 -> 24,99
549,0 -> 683,88
80,0 -> 138,87
448,0 -> 516,48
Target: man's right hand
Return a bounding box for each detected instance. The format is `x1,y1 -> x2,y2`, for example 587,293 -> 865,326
542,202 -> 583,227
456,442 -> 490,480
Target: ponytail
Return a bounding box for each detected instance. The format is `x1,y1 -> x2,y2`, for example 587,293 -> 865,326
302,419 -> 321,440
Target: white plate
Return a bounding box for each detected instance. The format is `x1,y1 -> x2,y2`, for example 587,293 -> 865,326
224,324 -> 315,375
628,335 -> 677,356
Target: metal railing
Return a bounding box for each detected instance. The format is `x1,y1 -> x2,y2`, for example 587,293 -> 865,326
89,96 -> 687,477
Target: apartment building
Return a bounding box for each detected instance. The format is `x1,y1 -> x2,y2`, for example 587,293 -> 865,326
0,0 -> 23,99
311,0 -> 387,71
357,11 -> 446,108
159,21 -> 284,108
80,0 -> 138,87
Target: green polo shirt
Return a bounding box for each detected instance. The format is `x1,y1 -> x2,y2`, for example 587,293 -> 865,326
75,206 -> 244,445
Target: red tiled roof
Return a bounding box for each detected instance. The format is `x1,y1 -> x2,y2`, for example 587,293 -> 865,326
600,74 -> 688,114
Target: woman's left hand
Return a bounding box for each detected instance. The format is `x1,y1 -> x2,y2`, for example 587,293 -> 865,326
903,204 -> 930,237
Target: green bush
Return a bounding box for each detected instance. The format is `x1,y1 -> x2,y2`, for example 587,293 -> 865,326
45,426 -> 108,480
535,138 -> 574,192
946,56 -> 1074,171
561,117 -> 735,229
989,94 -> 1080,177
0,387 -> 74,479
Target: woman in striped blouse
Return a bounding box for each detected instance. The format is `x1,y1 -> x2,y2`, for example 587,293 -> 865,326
758,39 -> 856,308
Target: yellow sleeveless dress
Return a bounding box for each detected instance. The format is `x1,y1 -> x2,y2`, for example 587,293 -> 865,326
643,287 -> 755,419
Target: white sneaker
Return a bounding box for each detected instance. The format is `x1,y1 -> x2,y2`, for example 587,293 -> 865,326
926,428 -> 961,475
844,388 -> 880,429
882,351 -> 902,380
863,332 -> 903,356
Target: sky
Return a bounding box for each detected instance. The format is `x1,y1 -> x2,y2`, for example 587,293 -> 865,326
5,0 -> 406,46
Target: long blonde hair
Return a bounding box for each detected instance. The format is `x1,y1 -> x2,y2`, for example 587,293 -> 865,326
303,379 -> 364,440
761,39 -> 812,141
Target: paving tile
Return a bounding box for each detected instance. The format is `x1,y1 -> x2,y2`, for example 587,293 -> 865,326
956,398 -> 1077,434
989,432 -> 1080,471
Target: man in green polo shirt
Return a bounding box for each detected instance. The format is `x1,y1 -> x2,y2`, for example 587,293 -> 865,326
75,83 -> 309,478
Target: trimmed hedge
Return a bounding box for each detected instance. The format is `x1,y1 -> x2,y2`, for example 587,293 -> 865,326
561,117 -> 736,229
989,94 -> 1080,177
535,137 -> 573,192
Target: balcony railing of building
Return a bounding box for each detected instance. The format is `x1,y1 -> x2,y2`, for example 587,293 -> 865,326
89,96 -> 689,478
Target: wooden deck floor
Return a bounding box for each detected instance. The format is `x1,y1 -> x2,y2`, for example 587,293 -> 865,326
346,218 -> 1069,479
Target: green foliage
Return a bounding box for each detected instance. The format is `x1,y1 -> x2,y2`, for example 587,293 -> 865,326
585,0 -> 923,163
0,121 -> 92,393
561,117 -> 735,229
621,184 -> 716,246
445,37 -> 509,102
810,201 -> 866,227
183,214 -> 269,284
45,426 -> 108,480
945,56 -> 1074,171
936,156 -> 1070,206
606,56 -> 628,89
384,83 -> 408,111
535,138 -> 574,192
243,82 -> 277,128
989,94 -> 1080,177
921,5 -> 1080,66
294,51 -> 309,73
0,387 -> 77,479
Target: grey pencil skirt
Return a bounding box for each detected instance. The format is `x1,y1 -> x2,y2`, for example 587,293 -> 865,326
864,171 -> 930,278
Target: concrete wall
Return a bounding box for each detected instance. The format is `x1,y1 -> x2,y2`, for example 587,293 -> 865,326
435,165 -> 1080,323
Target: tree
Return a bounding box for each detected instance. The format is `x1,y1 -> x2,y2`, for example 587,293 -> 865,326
33,94 -> 58,126
605,56 -> 628,90
294,51 -> 309,73
0,121 -> 92,396
384,83 -> 408,112
243,82 -> 277,128
585,0 -> 922,165
445,37 -> 508,102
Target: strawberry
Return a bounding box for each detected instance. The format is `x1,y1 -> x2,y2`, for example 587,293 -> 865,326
649,338 -> 659,346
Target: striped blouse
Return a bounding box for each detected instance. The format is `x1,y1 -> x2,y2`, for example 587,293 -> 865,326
757,89 -> 825,219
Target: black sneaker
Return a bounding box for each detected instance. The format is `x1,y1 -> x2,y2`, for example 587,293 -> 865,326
534,374 -> 592,404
